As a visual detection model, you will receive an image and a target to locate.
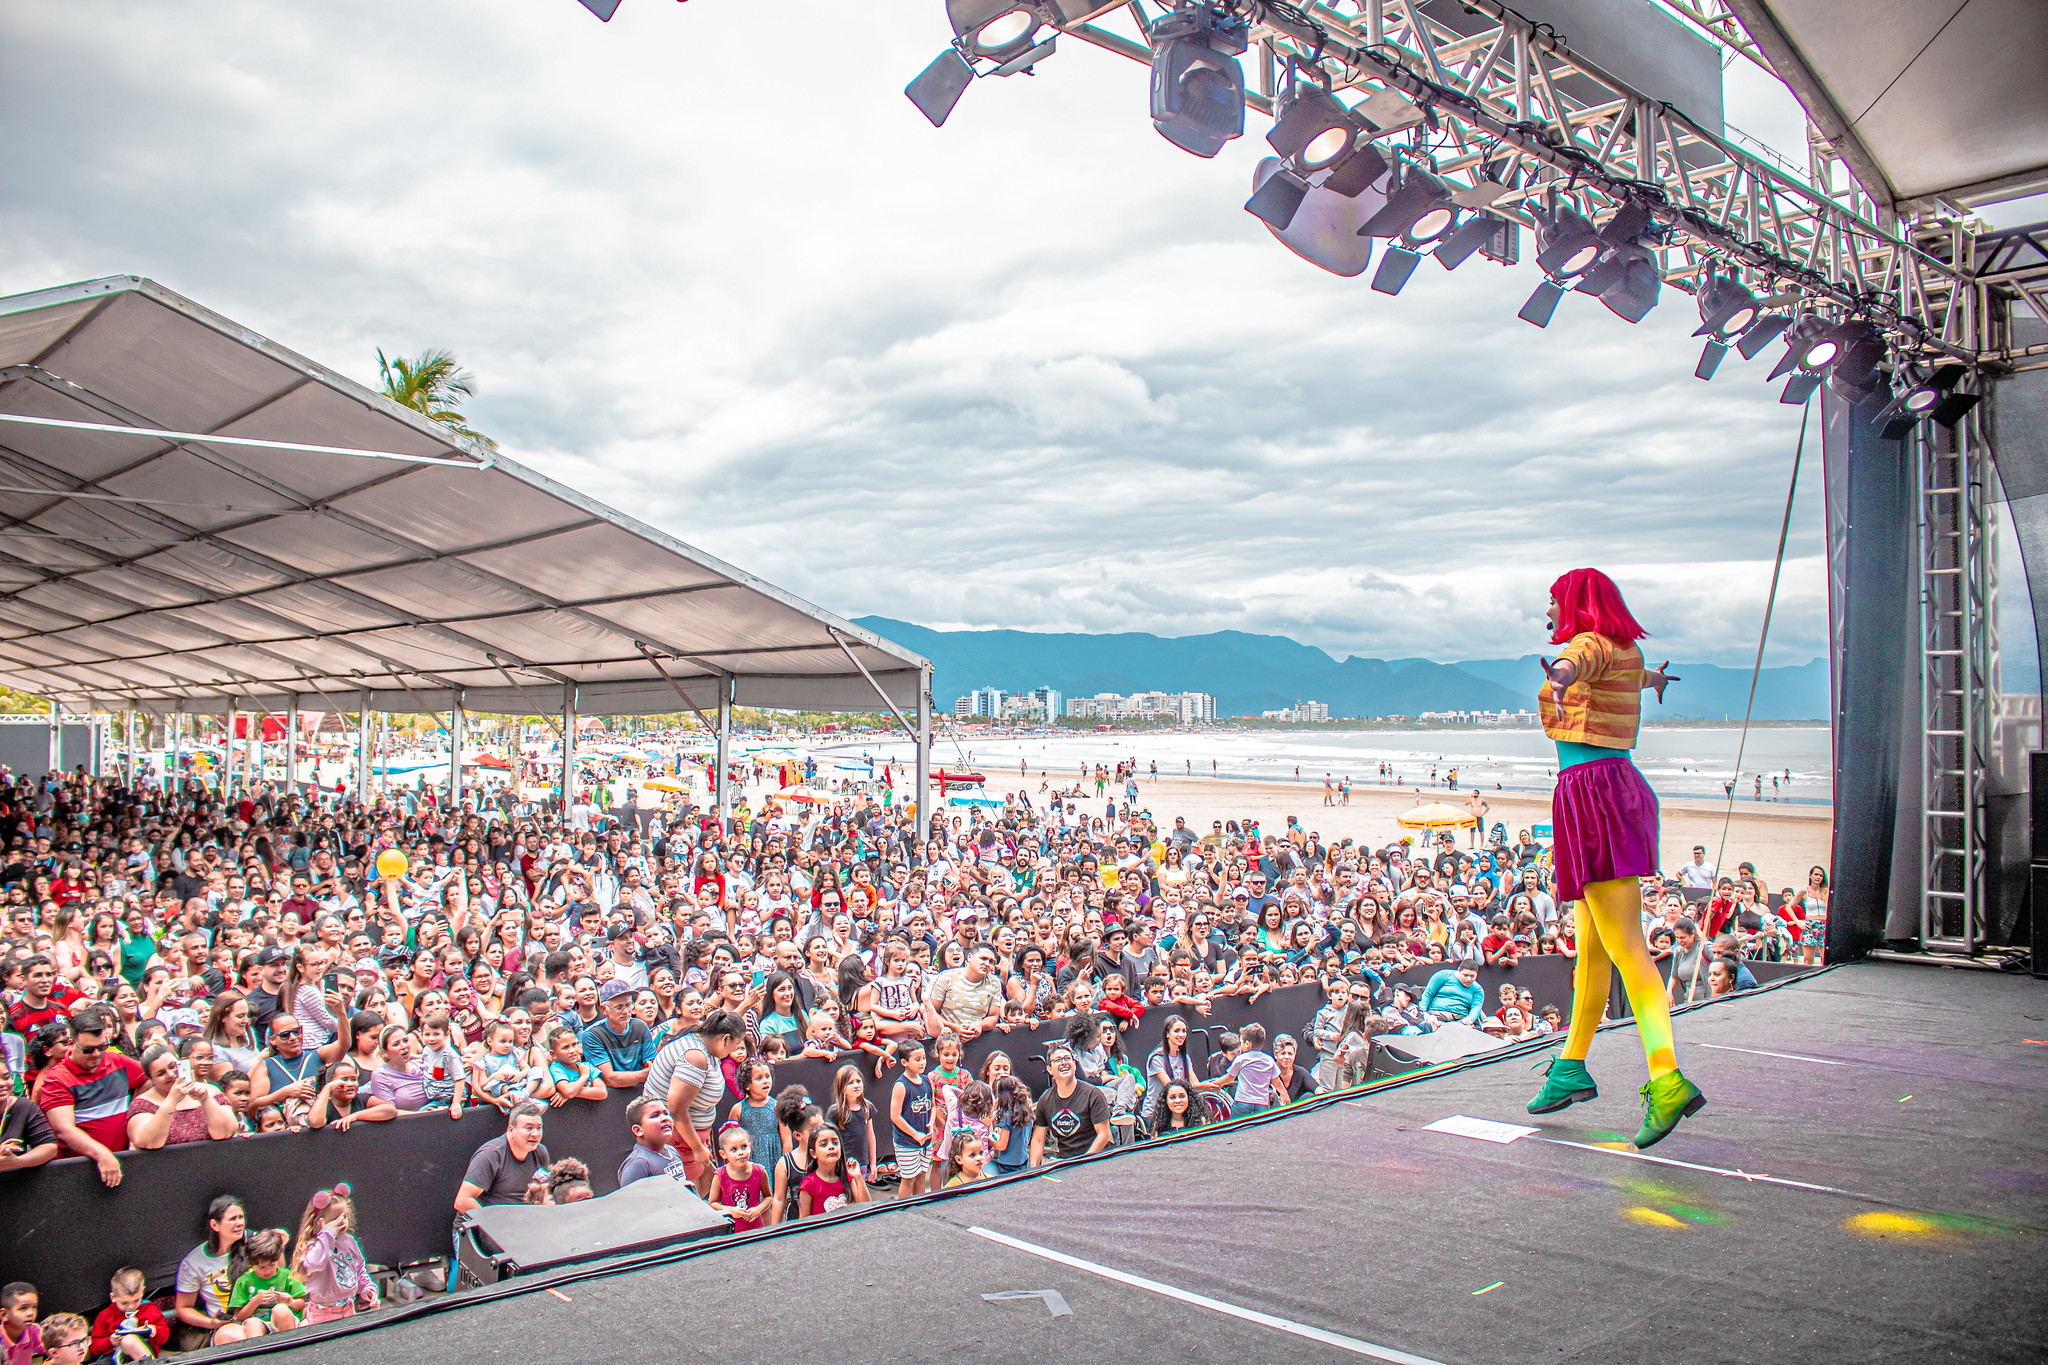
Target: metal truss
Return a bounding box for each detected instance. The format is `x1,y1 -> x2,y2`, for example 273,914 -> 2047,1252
1044,1 -> 1971,354
1917,410 -> 1997,954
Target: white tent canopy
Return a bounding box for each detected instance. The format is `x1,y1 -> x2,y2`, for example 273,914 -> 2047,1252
0,277 -> 931,722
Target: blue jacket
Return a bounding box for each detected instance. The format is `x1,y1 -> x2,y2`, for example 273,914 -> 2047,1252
1420,969 -> 1483,1023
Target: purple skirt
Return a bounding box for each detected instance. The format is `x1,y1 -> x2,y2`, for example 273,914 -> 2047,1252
1552,756 -> 1660,903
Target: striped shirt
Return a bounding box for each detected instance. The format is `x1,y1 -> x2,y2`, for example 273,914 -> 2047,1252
1539,632 -> 1642,749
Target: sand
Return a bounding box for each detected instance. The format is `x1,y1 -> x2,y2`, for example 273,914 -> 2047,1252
1009,773 -> 1834,890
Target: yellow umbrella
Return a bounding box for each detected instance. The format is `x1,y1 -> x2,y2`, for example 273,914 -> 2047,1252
642,777 -> 685,792
1395,801 -> 1479,830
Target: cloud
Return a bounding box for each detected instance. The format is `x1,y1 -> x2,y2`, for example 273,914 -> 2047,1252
0,0 -> 1831,669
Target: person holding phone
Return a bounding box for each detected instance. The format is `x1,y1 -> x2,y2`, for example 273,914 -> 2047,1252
127,1043 -> 236,1148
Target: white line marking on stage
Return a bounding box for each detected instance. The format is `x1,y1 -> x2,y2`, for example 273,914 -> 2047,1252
1699,1043 -> 1845,1065
967,1226 -> 1449,1364
1537,1138 -> 1888,1203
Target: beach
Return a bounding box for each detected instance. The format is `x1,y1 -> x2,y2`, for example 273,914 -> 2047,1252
1014,773 -> 1833,892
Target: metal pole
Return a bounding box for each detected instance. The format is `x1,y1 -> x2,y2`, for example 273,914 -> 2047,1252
285,694 -> 298,801
561,686 -> 576,817
916,667 -> 932,835
123,710 -> 135,789
356,691 -> 373,807
224,698 -> 238,799
716,678 -> 731,829
47,698 -> 62,776
449,695 -> 464,813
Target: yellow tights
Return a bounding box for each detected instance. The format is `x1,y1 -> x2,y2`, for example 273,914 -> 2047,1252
1561,877 -> 1677,1079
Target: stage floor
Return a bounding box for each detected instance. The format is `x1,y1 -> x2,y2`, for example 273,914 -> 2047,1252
267,962 -> 2048,1365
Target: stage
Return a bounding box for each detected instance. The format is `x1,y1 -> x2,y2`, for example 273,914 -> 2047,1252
260,962 -> 2047,1365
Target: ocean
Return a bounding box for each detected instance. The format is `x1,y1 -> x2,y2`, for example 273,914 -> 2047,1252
834,725 -> 1834,804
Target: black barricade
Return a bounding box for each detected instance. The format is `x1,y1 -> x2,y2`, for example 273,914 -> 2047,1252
1606,955 -> 1817,1019
0,985 -> 1333,1315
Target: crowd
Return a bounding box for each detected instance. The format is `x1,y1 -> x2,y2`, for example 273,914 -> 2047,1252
0,756 -> 1827,1350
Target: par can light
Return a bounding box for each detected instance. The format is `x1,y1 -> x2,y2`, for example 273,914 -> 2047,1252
1693,272 -> 1760,340
1357,161 -> 1452,239
1266,88 -> 1388,198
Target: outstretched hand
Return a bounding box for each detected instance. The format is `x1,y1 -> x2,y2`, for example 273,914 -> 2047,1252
1644,660 -> 1680,703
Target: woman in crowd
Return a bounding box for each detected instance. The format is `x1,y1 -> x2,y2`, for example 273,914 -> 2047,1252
173,1195 -> 268,1349
127,1044 -> 237,1148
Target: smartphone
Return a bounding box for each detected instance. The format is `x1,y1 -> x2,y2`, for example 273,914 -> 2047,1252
177,1060 -> 194,1085
751,968 -> 765,987
324,971 -> 342,993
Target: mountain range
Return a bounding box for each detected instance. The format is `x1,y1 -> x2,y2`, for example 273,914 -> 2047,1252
853,617 -> 1831,722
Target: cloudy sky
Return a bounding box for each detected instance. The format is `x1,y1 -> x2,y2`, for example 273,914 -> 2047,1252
1,1 -> 1877,667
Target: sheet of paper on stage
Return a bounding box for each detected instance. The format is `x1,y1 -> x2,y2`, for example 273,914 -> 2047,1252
1422,1114 -> 1540,1144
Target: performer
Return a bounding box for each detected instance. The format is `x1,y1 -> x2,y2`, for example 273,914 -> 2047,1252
1524,569 -> 1704,1148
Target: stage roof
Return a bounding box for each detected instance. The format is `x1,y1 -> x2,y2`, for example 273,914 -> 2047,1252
0,277 -> 928,719
1728,0 -> 2048,211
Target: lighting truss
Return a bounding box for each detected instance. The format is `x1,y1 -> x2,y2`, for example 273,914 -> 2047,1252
1022,1 -> 1975,362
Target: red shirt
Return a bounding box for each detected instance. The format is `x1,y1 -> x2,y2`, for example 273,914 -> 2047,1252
90,1303 -> 169,1358
38,1052 -> 147,1155
712,1163 -> 769,1231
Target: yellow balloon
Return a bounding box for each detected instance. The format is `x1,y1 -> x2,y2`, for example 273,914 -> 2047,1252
375,848 -> 409,879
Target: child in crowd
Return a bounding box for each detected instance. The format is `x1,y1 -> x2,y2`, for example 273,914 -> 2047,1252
772,1102 -> 822,1225
728,1059 -> 782,1171
944,1131 -> 987,1187
89,1266 -> 170,1361
544,1027 -> 608,1103
795,1124 -> 868,1218
227,1229 -> 305,1333
30,1314 -> 85,1365
888,1038 -> 933,1199
825,1065 -> 877,1181
706,1124 -> 769,1232
522,1159 -> 593,1204
415,1014 -> 466,1119
989,1077 -> 1035,1177
1220,1023 -> 1282,1118
292,1184 -> 378,1324
1097,973 -> 1144,1028
1,1282 -> 40,1365
473,1019 -> 543,1109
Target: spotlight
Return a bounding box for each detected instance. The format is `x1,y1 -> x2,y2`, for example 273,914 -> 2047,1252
1148,3 -> 1249,158
1371,246 -> 1422,295
1879,364 -> 1979,434
906,2 -> 1072,128
1766,315 -> 1842,381
1244,167 -> 1310,230
1265,88 -> 1388,199
1359,161 -> 1454,241
952,0 -> 1043,62
1826,321 -> 1887,399
1592,243 -> 1661,323
1693,272 -> 1760,340
1533,203 -> 1605,279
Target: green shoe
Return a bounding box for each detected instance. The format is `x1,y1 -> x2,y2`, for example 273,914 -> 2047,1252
1526,1057 -> 1598,1114
1633,1071 -> 1706,1149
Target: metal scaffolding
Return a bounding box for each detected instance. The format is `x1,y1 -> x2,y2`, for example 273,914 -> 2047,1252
1917,412 -> 1999,952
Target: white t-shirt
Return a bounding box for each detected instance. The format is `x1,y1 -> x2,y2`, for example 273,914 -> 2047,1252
177,1243 -> 233,1317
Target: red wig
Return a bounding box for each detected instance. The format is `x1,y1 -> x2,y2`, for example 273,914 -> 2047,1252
1549,568 -> 1648,646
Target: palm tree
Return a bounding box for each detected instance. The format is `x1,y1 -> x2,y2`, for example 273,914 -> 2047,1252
377,348 -> 498,450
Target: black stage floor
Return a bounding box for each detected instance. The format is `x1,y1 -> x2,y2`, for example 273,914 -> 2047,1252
261,962 -> 2048,1365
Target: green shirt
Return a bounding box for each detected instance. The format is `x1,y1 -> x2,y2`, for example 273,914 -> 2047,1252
1556,740 -> 1629,770
228,1266 -> 306,1309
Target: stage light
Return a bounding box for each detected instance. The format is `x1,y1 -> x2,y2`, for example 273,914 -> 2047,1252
1766,315 -> 1841,381
1244,166 -> 1310,230
1593,243 -> 1661,323
907,1 -> 1072,128
952,0 -> 1044,62
1533,203 -> 1604,279
1826,321 -> 1887,399
1358,161 -> 1454,240
1148,3 -> 1249,158
1693,272 -> 1760,340
1265,88 -> 1388,199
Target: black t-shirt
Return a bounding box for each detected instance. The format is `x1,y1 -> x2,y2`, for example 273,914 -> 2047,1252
1278,1067 -> 1318,1103
462,1135 -> 551,1207
246,987 -> 284,1040
1,1095 -> 57,1153
1033,1081 -> 1110,1160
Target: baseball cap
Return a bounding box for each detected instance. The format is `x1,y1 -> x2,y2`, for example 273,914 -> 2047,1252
598,979 -> 635,1003
253,945 -> 287,966
606,922 -> 635,942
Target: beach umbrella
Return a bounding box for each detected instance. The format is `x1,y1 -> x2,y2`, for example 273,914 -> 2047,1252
1396,801 -> 1478,830
643,777 -> 685,793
